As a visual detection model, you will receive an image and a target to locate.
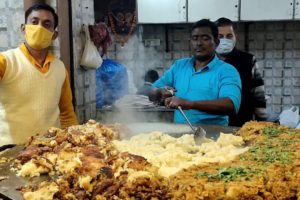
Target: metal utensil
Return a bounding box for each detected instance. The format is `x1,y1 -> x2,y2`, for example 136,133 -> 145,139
178,106 -> 206,145
0,144 -> 16,152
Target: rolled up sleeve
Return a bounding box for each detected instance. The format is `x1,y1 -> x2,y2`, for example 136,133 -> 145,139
219,66 -> 242,114
152,63 -> 175,88
59,70 -> 79,128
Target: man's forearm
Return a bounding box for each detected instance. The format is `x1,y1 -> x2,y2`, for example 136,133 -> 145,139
148,87 -> 161,102
187,98 -> 235,115
148,87 -> 175,103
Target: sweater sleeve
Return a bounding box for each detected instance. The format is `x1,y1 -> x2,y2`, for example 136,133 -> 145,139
251,59 -> 268,120
0,53 -> 7,80
59,70 -> 79,128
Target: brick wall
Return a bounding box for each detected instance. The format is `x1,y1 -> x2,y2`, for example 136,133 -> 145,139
0,0 -> 27,51
71,0 -> 97,123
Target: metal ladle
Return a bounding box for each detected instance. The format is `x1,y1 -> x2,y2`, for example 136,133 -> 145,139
178,106 -> 206,145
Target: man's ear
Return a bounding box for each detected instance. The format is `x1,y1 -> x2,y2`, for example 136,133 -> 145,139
21,24 -> 25,34
52,30 -> 58,40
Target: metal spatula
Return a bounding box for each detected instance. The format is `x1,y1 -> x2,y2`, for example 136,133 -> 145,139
178,106 -> 206,145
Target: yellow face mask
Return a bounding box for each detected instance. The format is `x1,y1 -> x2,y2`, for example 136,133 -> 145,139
24,24 -> 54,50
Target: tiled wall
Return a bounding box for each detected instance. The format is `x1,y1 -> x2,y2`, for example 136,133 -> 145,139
247,22 -> 300,116
108,22 -> 300,118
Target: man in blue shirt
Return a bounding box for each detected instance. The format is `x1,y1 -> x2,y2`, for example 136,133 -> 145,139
149,19 -> 241,126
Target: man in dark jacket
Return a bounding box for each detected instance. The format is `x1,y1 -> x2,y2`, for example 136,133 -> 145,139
215,17 -> 267,127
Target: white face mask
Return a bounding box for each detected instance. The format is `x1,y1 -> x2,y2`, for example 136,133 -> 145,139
216,38 -> 236,55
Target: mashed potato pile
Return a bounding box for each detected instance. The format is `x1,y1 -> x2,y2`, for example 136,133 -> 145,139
113,132 -> 248,177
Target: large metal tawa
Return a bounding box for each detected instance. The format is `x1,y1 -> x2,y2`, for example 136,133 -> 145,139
0,146 -> 51,200
0,123 -> 239,199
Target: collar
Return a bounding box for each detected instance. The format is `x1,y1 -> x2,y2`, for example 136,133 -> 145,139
190,54 -> 219,73
19,43 -> 55,69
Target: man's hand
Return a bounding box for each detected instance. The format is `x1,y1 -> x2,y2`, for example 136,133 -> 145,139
161,87 -> 176,98
164,96 -> 192,109
149,87 -> 176,105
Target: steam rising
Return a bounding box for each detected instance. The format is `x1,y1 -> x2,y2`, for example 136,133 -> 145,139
102,28 -> 170,124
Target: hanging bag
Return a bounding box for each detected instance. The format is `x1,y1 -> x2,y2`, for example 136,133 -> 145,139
80,24 -> 103,69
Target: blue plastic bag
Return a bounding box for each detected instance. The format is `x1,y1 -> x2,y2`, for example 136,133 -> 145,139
96,59 -> 129,108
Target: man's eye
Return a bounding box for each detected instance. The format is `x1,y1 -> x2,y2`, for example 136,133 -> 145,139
42,23 -> 52,29
201,36 -> 210,41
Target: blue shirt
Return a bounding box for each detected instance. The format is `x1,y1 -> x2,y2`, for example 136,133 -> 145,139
153,55 -> 241,125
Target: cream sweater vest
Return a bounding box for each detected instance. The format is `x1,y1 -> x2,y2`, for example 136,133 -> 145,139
0,48 -> 65,145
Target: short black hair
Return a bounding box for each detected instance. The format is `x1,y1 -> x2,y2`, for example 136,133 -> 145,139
191,19 -> 219,40
145,70 -> 159,83
215,17 -> 235,29
25,3 -> 59,29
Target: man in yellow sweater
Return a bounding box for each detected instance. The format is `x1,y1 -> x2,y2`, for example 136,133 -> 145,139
0,3 -> 78,145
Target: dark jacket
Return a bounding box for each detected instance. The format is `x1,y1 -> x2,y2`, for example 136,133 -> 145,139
224,48 -> 266,127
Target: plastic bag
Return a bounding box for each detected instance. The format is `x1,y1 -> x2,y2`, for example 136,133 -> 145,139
96,59 -> 129,108
80,24 -> 103,69
279,106 -> 300,128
